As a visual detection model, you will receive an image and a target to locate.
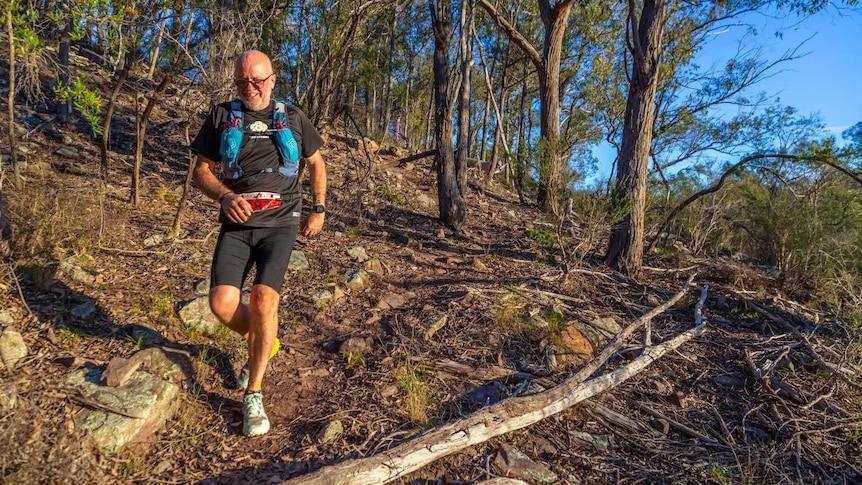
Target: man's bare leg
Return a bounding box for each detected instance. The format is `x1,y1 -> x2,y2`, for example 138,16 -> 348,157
209,285 -> 251,338
245,284 -> 279,391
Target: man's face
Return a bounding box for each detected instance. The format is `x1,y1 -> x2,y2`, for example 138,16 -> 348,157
235,55 -> 275,111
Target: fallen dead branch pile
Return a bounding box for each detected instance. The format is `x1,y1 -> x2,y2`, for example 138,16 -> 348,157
282,277 -> 706,484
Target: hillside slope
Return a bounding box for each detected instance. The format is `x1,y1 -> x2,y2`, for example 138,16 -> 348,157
1,63 -> 860,485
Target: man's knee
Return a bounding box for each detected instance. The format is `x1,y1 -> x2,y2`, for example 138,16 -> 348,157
209,285 -> 241,323
249,285 -> 280,319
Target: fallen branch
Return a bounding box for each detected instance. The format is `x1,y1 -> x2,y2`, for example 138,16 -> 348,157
395,149 -> 436,167
733,291 -> 862,392
625,398 -> 726,448
281,277 -> 702,484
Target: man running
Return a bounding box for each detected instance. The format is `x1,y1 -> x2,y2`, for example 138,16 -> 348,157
191,49 -> 327,437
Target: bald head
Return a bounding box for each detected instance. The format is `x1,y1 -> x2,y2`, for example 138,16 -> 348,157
234,50 -> 276,111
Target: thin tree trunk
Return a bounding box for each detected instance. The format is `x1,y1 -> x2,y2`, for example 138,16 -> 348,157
7,5 -> 20,186
172,121 -> 196,236
132,74 -> 173,206
57,15 -> 72,122
381,7 -> 399,140
515,65 -> 529,204
146,16 -> 168,79
100,53 -> 132,182
455,0 -> 473,195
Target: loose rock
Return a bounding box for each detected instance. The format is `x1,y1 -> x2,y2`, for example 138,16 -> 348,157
0,329 -> 28,371
347,246 -> 369,262
492,444 -> 557,484
288,250 -> 310,271
317,420 -> 344,445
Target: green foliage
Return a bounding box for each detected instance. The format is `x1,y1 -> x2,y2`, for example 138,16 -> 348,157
525,227 -> 556,247
375,185 -> 406,205
54,77 -> 104,138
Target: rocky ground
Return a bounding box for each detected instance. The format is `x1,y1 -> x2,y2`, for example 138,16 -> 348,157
1,69 -> 861,485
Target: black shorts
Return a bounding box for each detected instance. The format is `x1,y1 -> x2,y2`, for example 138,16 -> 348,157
211,226 -> 298,291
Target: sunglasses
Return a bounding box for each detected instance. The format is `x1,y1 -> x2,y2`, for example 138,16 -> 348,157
235,73 -> 274,89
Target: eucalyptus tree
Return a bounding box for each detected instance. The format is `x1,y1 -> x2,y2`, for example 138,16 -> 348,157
430,0 -> 466,229
603,0 -> 851,275
476,0 -> 578,212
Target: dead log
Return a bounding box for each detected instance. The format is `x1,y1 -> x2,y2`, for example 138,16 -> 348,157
281,278 -> 704,485
395,149 -> 436,167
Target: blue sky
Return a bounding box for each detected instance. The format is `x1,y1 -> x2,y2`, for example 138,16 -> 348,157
588,5 -> 862,185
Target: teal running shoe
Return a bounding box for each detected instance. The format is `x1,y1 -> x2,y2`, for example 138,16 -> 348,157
242,391 -> 270,437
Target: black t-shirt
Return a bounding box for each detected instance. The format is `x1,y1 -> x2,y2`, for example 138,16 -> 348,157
191,100 -> 324,227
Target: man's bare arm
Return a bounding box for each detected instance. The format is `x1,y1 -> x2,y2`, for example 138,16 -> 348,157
193,154 -> 252,223
301,150 -> 327,237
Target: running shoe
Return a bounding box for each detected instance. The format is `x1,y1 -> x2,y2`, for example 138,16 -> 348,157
242,391 -> 270,436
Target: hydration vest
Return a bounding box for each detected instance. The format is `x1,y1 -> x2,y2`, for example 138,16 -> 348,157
218,99 -> 300,180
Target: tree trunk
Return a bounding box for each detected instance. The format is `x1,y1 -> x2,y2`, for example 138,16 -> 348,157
430,0 -> 465,230
7,5 -> 20,186
381,8 -> 399,140
477,0 -> 575,213
146,16 -> 168,79
100,53 -> 132,182
455,0 -> 473,195
515,65 -> 529,204
57,15 -> 72,122
132,74 -> 173,206
605,0 -> 670,275
172,122 -> 196,236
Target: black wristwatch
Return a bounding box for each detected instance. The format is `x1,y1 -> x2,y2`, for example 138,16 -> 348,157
312,204 -> 326,213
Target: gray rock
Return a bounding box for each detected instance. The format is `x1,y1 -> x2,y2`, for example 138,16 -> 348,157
134,347 -> 194,386
345,269 -> 370,291
58,259 -> 102,286
423,313 -> 448,341
288,250 -> 309,271
143,234 -> 164,248
0,382 -> 17,411
177,297 -> 222,337
570,431 -> 614,452
66,366 -> 180,454
311,289 -> 333,308
492,444 -> 557,484
347,246 -> 369,263
317,420 -> 344,444
194,278 -> 210,296
71,300 -> 97,319
0,330 -> 28,371
339,337 -> 372,355
55,146 -> 80,159
0,311 -> 15,326
125,325 -> 165,347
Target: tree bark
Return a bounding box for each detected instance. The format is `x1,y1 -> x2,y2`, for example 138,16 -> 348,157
605,0 -> 670,275
477,0 -> 576,213
455,0 -> 473,195
57,10 -> 72,122
132,74 -> 173,206
146,16 -> 168,79
430,0 -> 465,230
7,4 -> 20,186
100,53 -> 133,182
